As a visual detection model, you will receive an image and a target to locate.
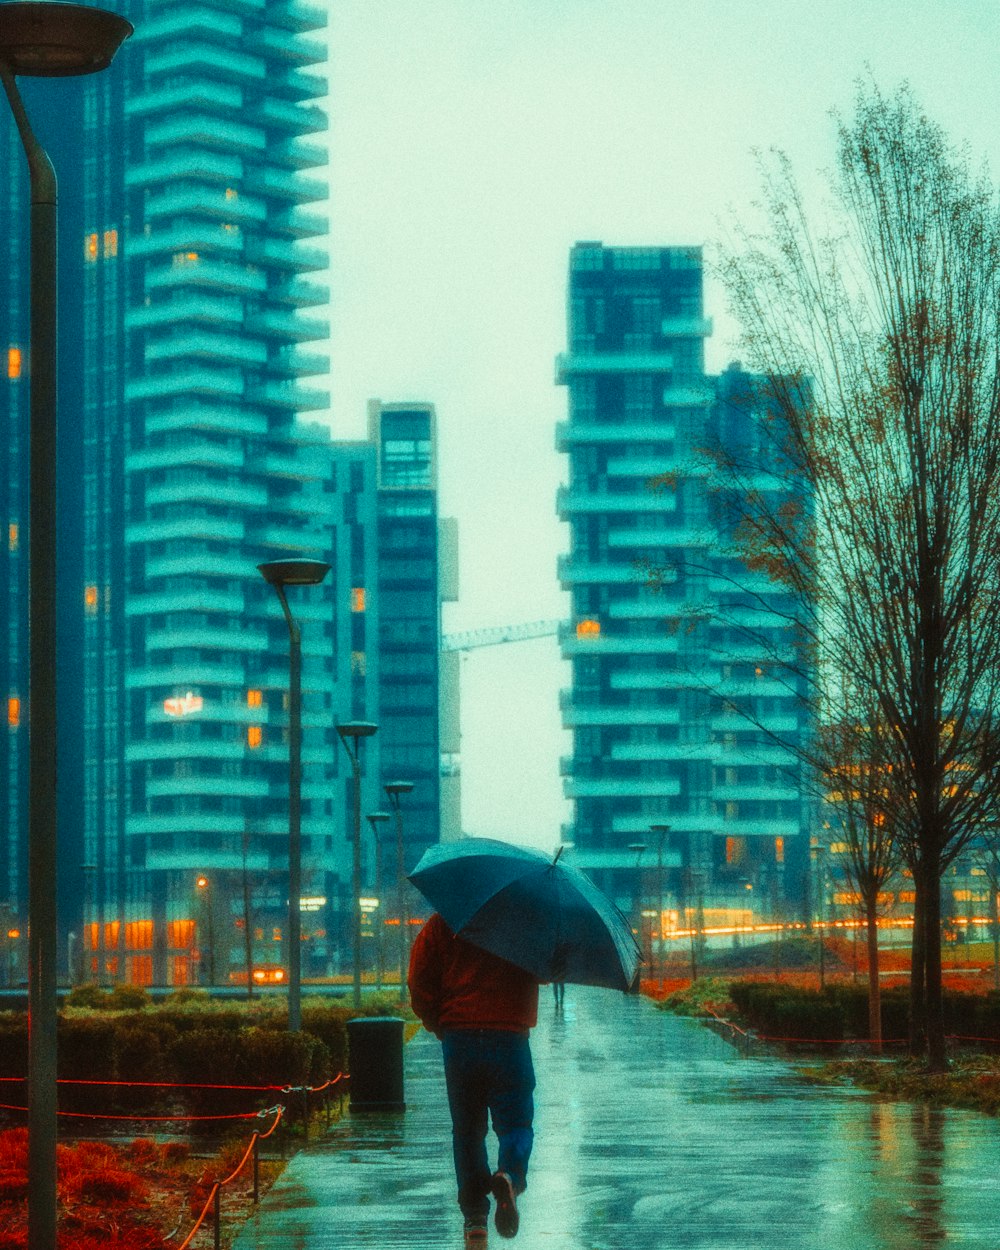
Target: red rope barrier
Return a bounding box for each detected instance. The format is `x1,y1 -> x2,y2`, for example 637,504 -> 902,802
0,1070 -> 345,1092
0,1102 -> 264,1122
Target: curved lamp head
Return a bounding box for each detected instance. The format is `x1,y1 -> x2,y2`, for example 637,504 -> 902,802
384,780 -> 414,798
258,559 -> 331,588
649,823 -> 671,835
337,721 -> 378,741
366,811 -> 391,829
0,3 -> 133,76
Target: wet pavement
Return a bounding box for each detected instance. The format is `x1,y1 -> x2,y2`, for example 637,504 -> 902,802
235,988 -> 1000,1249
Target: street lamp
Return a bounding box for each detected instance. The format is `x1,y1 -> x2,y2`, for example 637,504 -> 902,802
338,721 -> 378,1008
195,874 -> 214,987
649,824 -> 670,984
384,779 -> 414,988
627,842 -> 647,977
0,7 -> 132,1246
812,843 -> 827,989
365,812 -> 390,994
258,558 -> 331,1032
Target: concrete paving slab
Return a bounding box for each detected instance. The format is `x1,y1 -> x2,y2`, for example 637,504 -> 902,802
235,987 -> 1000,1249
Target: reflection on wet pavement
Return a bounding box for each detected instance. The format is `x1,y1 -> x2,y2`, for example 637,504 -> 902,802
235,988 -> 1000,1249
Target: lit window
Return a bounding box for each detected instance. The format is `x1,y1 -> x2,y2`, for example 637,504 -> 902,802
7,696 -> 20,728
8,524 -> 17,552
953,889 -> 973,902
247,688 -> 263,708
221,222 -> 239,234
7,347 -> 21,379
272,926 -> 282,942
84,233 -> 98,262
774,836 -> 784,864
247,725 -> 262,749
84,584 -> 99,613
225,187 -> 239,201
725,836 -> 745,865
172,251 -> 199,266
125,920 -> 154,951
350,650 -> 366,675
102,229 -> 118,258
576,618 -> 600,639
351,587 -> 366,612
754,666 -> 764,677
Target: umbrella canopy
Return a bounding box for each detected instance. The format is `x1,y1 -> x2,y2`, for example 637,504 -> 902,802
408,838 -> 641,991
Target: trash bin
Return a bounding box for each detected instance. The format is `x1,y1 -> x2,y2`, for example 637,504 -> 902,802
346,1016 -> 406,1113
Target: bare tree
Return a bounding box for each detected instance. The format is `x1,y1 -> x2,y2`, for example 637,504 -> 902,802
717,82 -> 1000,1070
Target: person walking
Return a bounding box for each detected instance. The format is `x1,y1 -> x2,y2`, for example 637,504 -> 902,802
408,911 -> 538,1245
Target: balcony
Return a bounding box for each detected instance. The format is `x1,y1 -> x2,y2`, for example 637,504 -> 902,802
560,699 -> 680,728
145,477 -> 268,508
558,627 -> 680,657
125,440 -> 245,474
269,205 -> 328,239
125,589 -> 245,617
132,5 -> 241,45
269,136 -> 326,171
563,777 -> 681,800
556,485 -> 680,516
268,0 -> 327,32
557,556 -> 643,585
126,516 -> 245,544
245,167 -> 327,205
555,351 -> 674,383
145,115 -> 266,158
125,367 -> 245,404
248,449 -> 327,481
253,97 -> 327,135
126,661 -> 247,690
144,406 -> 267,439
126,80 -> 242,120
661,315 -> 713,338
251,27 -> 325,66
145,259 -> 267,298
144,185 -> 266,226
126,295 -> 244,332
245,236 -> 327,272
271,347 -> 329,378
145,624 -> 258,652
126,151 -> 243,191
250,521 -> 317,551
251,380 -> 329,411
144,42 -> 266,86
145,776 -> 270,801
146,333 -> 266,369
555,420 -> 676,449
246,308 -> 329,342
269,277 -> 328,307
270,66 -> 326,102
144,552 -> 254,581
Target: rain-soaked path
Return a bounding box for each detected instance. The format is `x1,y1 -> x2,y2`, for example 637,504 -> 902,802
235,988 -> 1000,1249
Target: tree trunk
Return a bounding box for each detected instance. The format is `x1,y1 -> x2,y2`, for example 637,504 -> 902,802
909,872 -> 928,1059
924,866 -> 947,1072
865,896 -> 882,1052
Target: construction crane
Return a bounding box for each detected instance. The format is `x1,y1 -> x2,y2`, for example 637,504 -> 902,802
441,619 -> 562,653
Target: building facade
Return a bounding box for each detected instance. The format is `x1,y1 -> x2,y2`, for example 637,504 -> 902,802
557,242 -> 811,927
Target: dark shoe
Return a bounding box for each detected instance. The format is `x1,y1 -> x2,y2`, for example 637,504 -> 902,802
490,1172 -> 519,1239
464,1218 -> 488,1246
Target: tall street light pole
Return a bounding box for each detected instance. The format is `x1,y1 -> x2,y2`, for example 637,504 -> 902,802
649,824 -> 670,985
0,8 -> 132,1247
258,559 -> 330,1032
384,779 -> 413,989
812,843 -> 827,989
365,811 -> 390,994
338,721 -> 378,1008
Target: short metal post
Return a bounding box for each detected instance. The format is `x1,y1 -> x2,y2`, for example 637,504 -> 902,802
213,1187 -> 221,1250
302,1087 -> 309,1142
252,1136 -> 260,1204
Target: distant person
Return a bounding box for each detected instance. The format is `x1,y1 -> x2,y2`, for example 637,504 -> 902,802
552,980 -> 565,1010
409,912 -> 539,1246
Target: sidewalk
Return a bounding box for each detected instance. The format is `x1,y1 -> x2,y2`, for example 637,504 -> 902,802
235,987 -> 1000,1249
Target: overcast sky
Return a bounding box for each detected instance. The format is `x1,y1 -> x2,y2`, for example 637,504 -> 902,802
322,0 -> 1000,849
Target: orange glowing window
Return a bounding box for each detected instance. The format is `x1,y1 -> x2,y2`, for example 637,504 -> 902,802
247,688 -> 263,708
168,919 -> 196,950
129,955 -> 153,986
351,587 -> 366,612
8,524 -> 17,552
84,922 -> 99,952
84,584 -> 99,613
84,232 -> 99,262
125,920 -> 154,951
225,187 -> 239,201
104,920 -> 120,948
576,618 -> 600,639
774,836 -> 784,864
7,347 -> 21,379
247,725 -> 262,749
102,229 -> 118,258
272,927 -> 282,943
7,697 -> 20,728
725,836 -> 745,865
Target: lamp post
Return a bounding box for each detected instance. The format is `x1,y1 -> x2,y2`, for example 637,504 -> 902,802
365,812 -> 390,994
649,824 -> 670,984
0,8 -> 132,1245
338,721 -> 378,1008
812,843 -> 827,989
627,842 -> 647,981
195,875 -> 214,987
258,559 -> 331,1032
384,780 -> 414,988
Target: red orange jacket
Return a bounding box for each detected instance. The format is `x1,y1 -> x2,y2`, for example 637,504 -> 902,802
408,913 -> 539,1037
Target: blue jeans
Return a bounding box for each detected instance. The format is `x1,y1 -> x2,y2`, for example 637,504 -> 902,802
441,1029 -> 535,1221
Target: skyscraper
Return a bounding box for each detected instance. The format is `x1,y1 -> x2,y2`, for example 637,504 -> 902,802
557,242 -> 810,924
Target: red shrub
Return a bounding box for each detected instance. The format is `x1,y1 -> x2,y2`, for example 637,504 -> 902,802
0,1171 -> 28,1202
65,1165 -> 148,1207
126,1138 -> 161,1167
0,1130 -> 27,1171
161,1140 -> 189,1165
